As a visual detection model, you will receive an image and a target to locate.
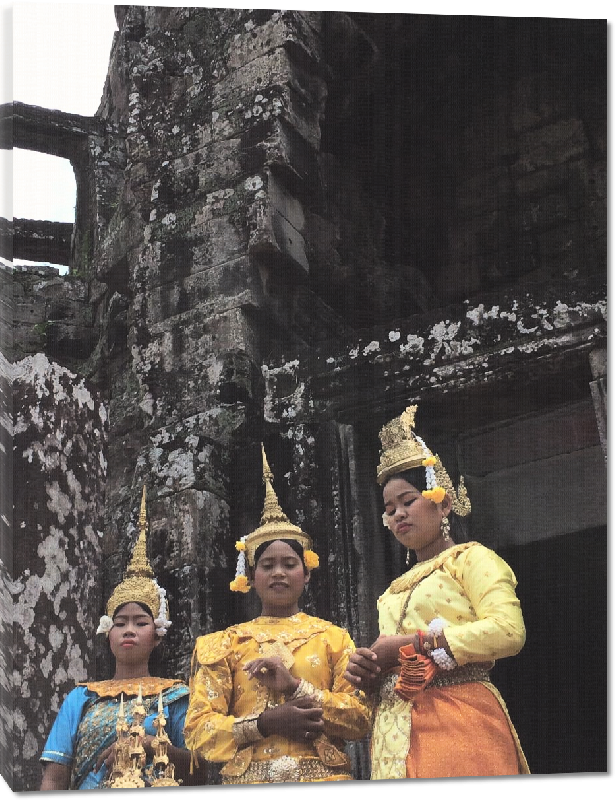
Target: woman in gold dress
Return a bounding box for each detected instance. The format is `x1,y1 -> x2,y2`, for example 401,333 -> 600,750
184,447 -> 371,784
345,406 -> 530,780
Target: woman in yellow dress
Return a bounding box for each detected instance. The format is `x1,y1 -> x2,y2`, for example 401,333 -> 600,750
184,447 -> 371,784
345,406 -> 530,780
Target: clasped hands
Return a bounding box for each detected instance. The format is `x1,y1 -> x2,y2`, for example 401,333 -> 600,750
344,634 -> 419,691
244,656 -> 324,743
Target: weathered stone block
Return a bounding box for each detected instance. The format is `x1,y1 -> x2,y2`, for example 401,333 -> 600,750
511,118 -> 589,176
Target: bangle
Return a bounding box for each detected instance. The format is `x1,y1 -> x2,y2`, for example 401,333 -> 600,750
431,647 -> 457,671
232,714 -> 265,747
289,678 -> 324,705
427,618 -> 457,670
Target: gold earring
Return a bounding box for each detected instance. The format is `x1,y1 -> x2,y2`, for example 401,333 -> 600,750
441,515 -> 451,539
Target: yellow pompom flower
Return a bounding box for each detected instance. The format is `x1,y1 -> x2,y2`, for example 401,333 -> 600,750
235,541 -> 246,552
422,486 -> 446,504
303,550 -> 320,570
422,456 -> 437,467
230,575 -> 250,593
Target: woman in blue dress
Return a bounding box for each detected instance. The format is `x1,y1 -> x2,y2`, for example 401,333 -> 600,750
39,489 -> 193,790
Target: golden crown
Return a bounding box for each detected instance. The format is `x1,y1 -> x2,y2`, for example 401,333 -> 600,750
98,487 -> 172,634
376,405 -> 471,516
230,445 -> 318,592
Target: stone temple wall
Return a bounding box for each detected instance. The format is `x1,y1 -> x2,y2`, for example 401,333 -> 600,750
1,8 -> 607,787
6,353 -> 107,790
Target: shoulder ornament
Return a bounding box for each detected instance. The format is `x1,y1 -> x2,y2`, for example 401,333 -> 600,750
194,630 -> 233,665
388,541 -> 477,594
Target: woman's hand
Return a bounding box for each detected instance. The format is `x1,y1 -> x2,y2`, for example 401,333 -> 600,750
93,733 -> 156,775
344,647 -> 381,690
257,695 -> 324,742
93,740 -> 117,774
370,634 -> 419,673
244,656 -> 300,696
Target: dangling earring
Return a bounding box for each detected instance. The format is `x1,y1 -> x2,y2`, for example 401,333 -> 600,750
441,515 -> 451,540
406,549 -> 411,565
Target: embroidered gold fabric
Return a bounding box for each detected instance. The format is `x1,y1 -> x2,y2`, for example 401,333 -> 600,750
184,613 -> 370,781
221,756 -> 351,784
370,675 -> 413,781
387,541 -> 476,595
78,677 -> 182,698
260,640 -> 295,670
233,716 -> 264,747
290,678 -> 324,705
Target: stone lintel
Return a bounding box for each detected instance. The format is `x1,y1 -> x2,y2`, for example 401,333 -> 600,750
6,101 -> 108,163
263,279 -> 607,422
12,218 -> 73,266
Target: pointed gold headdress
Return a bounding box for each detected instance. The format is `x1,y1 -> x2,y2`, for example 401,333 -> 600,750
230,445 -> 319,592
97,487 -> 172,635
376,405 -> 471,516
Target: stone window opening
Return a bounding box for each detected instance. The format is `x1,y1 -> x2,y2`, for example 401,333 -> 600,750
12,148 -> 76,275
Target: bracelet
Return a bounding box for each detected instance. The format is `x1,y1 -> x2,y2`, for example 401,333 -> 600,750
232,714 -> 265,747
428,617 -> 448,637
289,678 -> 324,705
430,647 -> 457,671
427,618 -> 457,670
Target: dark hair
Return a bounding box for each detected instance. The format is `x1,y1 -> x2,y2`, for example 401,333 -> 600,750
108,600 -> 164,672
112,600 -> 155,621
252,538 -> 309,575
383,468 -> 469,543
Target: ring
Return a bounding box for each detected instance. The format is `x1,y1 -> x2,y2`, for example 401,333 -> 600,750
259,667 -> 268,674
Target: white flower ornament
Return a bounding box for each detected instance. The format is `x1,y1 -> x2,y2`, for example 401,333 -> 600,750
154,618 -> 172,636
96,615 -> 113,635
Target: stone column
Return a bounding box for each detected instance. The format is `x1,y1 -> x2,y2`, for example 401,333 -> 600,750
10,354 -> 107,791
589,347 -> 606,459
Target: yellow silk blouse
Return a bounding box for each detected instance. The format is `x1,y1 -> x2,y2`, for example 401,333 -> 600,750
371,542 -> 529,780
377,541 -> 526,664
184,612 -> 370,777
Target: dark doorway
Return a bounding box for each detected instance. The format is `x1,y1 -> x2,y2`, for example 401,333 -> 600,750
493,526 -> 607,774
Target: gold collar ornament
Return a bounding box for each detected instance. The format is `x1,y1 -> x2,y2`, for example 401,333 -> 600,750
230,445 -> 319,592
376,405 -> 471,517
97,487 -> 172,636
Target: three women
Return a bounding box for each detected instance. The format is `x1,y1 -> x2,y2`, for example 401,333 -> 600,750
41,404 -> 528,785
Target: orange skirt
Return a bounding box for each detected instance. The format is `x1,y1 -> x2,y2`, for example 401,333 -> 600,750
405,682 -> 523,778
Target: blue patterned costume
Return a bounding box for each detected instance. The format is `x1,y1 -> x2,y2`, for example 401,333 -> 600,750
41,678 -> 189,789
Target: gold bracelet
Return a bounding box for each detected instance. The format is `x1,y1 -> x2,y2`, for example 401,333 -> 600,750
289,679 -> 324,705
232,714 -> 264,747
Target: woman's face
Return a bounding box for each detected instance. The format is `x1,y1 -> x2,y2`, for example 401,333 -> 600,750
383,477 -> 451,561
108,602 -> 159,668
252,540 -> 309,617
